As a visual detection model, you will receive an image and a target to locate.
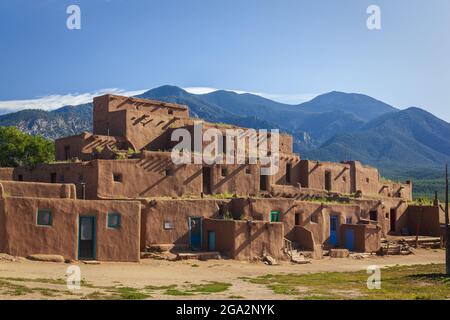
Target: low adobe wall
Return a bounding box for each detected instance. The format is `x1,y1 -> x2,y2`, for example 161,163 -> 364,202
0,168 -> 13,181
203,218 -> 284,260
0,181 -> 76,199
340,224 -> 381,253
405,205 -> 444,237
141,198 -> 230,250
0,196 -> 141,262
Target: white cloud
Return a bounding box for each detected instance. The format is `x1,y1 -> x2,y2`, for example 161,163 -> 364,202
184,86 -> 317,105
0,86 -> 317,114
0,88 -> 148,113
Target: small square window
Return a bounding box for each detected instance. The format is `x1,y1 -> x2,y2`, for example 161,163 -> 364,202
369,211 -> 378,221
18,174 -> 23,181
165,169 -> 173,176
346,217 -> 352,224
168,109 -> 174,115
37,210 -> 52,226
107,213 -> 121,229
164,221 -> 174,230
245,166 -> 251,175
366,177 -> 370,183
113,173 -> 122,182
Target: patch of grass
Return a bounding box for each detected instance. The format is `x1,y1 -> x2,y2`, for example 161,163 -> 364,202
228,295 -> 244,299
191,264 -> 199,268
164,288 -> 195,296
189,282 -> 232,293
114,287 -> 151,300
245,264 -> 450,300
145,284 -> 177,291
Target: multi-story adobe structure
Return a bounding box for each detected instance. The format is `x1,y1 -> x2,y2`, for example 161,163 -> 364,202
0,94 -> 445,262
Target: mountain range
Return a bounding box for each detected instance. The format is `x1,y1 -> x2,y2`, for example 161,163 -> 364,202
1,85 -> 449,186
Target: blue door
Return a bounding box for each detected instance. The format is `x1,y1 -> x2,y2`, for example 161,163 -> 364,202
329,215 -> 339,247
208,231 -> 216,251
189,217 -> 202,251
345,229 -> 355,251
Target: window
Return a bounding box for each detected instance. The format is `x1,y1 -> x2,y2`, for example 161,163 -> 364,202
270,211 -> 281,222
168,109 -> 174,115
64,146 -> 71,160
310,214 -> 319,224
113,173 -> 122,182
18,174 -> 23,181
369,211 -> 378,221
245,166 -> 251,175
50,173 -> 57,183
286,163 -> 292,184
221,167 -> 228,177
346,217 -> 352,224
343,176 -> 346,182
37,210 -> 52,226
366,177 -> 370,183
164,221 -> 174,230
165,169 -> 173,176
295,213 -> 301,225
107,213 -> 121,229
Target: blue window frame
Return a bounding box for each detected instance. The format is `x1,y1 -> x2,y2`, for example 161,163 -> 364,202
107,213 -> 121,229
37,210 -> 52,226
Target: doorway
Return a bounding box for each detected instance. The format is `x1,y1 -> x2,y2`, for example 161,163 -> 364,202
325,171 -> 332,191
260,174 -> 268,191
344,229 -> 355,251
78,216 -> 96,260
202,167 -> 211,194
329,215 -> 339,247
208,231 -> 216,251
390,209 -> 396,232
189,217 -> 202,251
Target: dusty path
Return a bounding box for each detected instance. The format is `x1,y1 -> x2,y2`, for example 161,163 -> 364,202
0,248 -> 444,300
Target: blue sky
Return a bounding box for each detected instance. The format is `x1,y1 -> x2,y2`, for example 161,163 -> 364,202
0,0 -> 449,121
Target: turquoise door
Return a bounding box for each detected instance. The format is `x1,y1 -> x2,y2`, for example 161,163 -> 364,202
208,231 -> 216,251
345,229 -> 355,251
189,217 -> 202,251
329,215 -> 339,246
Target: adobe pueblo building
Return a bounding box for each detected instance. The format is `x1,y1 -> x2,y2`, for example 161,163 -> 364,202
0,94 -> 445,262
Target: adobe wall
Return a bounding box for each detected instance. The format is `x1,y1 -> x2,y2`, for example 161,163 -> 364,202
0,168 -> 13,181
96,155 -> 203,198
405,205 -> 444,237
55,133 -> 131,161
13,162 -> 99,200
0,196 -> 141,262
142,198 -> 229,249
231,197 -> 362,248
0,181 -> 76,199
298,160 -> 352,194
340,224 -> 381,253
203,218 -> 285,260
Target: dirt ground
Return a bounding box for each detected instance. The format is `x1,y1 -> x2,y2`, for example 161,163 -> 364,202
0,248 -> 445,300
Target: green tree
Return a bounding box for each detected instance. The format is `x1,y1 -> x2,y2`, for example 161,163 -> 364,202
0,126 -> 54,167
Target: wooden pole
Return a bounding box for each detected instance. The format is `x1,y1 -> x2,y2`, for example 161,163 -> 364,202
445,164 -> 449,275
